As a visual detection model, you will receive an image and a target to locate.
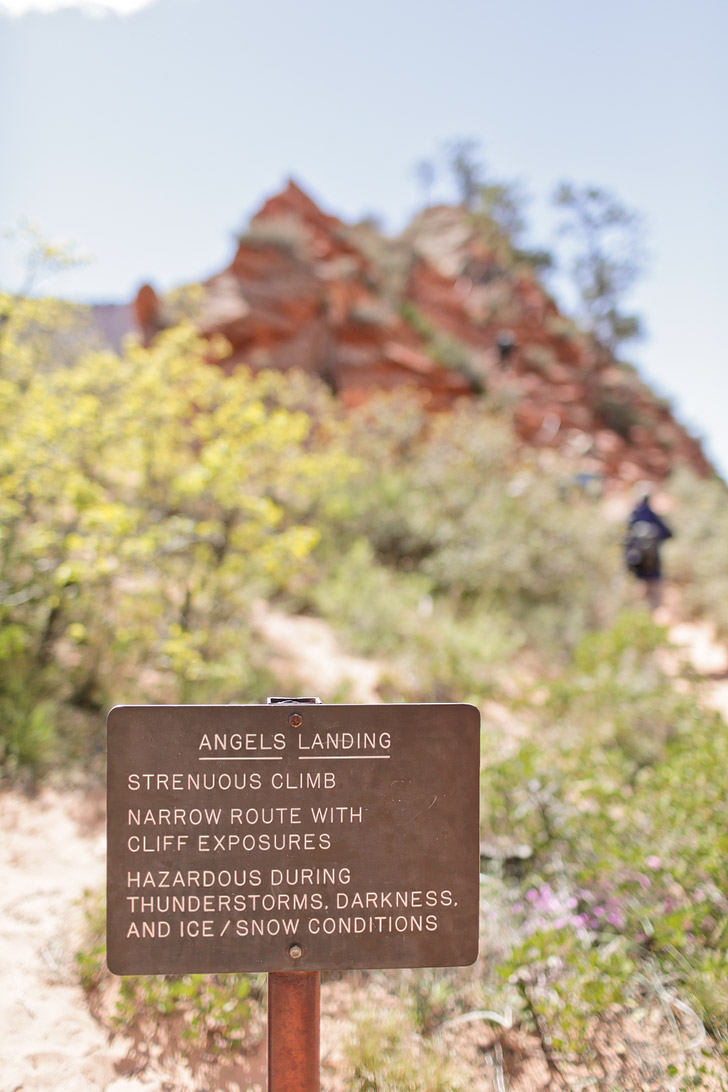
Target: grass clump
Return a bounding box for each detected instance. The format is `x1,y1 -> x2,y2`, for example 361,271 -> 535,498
114,974 -> 255,1054
399,302 -> 484,393
76,890 -> 262,1057
344,1004 -> 466,1092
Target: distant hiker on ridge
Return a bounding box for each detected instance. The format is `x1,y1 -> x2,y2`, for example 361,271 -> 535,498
624,487 -> 673,610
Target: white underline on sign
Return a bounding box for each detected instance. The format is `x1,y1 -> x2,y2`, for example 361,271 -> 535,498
298,755 -> 391,761
198,757 -> 284,761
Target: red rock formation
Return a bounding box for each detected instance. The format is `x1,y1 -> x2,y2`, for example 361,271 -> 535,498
200,181 -> 475,407
133,283 -> 165,347
252,179 -> 366,266
137,181 -> 713,486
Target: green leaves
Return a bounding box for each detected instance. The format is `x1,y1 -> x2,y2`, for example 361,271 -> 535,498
482,611 -> 728,1052
0,309 -> 356,767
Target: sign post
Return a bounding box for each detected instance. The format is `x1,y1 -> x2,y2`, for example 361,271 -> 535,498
268,969 -> 320,1092
107,700 -> 480,1089
266,698 -> 321,1092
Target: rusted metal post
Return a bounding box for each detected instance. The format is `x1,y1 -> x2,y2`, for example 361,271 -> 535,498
266,697 -> 322,1092
268,970 -> 321,1092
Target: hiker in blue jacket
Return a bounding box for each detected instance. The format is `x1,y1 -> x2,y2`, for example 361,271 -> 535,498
624,490 -> 673,609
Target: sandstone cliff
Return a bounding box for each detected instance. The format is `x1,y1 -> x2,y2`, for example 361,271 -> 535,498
135,180 -> 712,487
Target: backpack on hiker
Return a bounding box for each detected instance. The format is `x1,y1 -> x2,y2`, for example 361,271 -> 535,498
624,519 -> 661,579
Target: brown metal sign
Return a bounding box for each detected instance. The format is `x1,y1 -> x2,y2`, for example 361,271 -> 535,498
107,703 -> 480,975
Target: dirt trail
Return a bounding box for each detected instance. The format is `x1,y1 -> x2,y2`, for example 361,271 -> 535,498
0,786 -> 144,1091
668,620 -> 728,719
251,601 -> 382,703
657,591 -> 728,719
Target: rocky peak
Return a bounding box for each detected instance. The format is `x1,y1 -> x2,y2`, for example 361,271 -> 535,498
134,183 -> 713,487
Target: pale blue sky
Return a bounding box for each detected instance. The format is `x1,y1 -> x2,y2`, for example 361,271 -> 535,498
2,0 -> 726,476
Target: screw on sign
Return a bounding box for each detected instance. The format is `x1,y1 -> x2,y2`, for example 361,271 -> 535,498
106,698 -> 481,1091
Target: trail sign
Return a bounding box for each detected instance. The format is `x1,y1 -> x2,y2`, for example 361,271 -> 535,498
106,703 -> 480,975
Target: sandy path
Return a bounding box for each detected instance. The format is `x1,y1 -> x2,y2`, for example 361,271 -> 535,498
251,602 -> 381,703
0,786 -> 146,1091
0,780 -> 270,1092
664,617 -> 728,720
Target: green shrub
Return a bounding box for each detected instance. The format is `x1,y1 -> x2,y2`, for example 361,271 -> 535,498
339,399 -> 627,654
398,302 -> 484,392
596,394 -> 645,440
0,315 -> 359,766
481,612 -> 728,1045
76,890 -> 260,1056
0,685 -> 57,776
236,216 -> 308,258
667,468 -> 728,636
115,973 -> 255,1054
305,539 -> 517,701
521,343 -> 557,376
344,1004 -> 466,1092
0,629 -> 58,776
503,925 -> 636,1055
